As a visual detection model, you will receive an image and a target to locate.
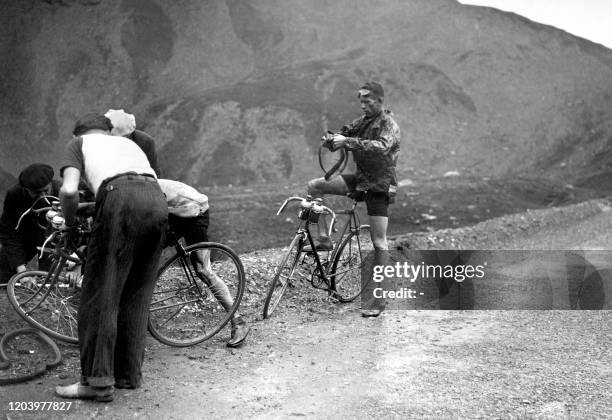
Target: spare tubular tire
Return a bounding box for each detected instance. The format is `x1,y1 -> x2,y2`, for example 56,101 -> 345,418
318,145 -> 347,181
0,328 -> 62,385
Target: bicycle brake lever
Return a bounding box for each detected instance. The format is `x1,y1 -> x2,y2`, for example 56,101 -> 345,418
15,208 -> 32,231
39,231 -> 58,259
321,206 -> 336,237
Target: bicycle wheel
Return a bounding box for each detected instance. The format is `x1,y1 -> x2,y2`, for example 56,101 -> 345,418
330,225 -> 372,302
262,234 -> 303,319
7,270 -> 80,344
148,242 -> 245,347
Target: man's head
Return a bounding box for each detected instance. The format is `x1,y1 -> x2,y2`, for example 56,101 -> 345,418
19,163 -> 54,199
358,81 -> 384,117
73,113 -> 113,136
104,109 -> 136,137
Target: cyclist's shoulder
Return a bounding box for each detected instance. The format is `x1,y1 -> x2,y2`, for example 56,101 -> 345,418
379,110 -> 400,136
347,115 -> 366,126
381,109 -> 399,124
3,183 -> 23,199
2,184 -> 33,210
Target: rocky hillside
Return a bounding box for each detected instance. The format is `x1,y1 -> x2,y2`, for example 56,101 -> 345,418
1,0 -> 612,191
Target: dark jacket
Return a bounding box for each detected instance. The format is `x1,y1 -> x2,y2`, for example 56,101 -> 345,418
128,130 -> 160,176
0,180 -> 61,270
341,109 -> 401,195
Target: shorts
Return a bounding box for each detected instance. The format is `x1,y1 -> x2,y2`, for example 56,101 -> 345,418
341,174 -> 390,217
168,210 -> 209,246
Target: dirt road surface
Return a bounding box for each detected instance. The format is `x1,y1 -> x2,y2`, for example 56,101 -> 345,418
1,201 -> 611,419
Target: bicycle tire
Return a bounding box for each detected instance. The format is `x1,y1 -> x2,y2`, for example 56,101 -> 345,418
330,225 -> 372,302
7,270 -> 80,344
318,145 -> 348,181
148,242 -> 246,347
262,234 -> 303,319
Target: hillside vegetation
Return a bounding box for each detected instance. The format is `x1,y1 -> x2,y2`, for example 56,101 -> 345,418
2,0 -> 612,189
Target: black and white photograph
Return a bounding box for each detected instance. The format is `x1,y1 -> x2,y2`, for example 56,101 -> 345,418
0,0 -> 610,418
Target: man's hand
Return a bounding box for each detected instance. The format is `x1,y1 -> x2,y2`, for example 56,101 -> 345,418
19,274 -> 38,289
332,134 -> 347,149
321,131 -> 334,142
16,264 -> 27,274
65,265 -> 83,288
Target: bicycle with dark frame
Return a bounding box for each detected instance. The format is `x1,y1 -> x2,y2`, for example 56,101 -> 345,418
262,194 -> 373,318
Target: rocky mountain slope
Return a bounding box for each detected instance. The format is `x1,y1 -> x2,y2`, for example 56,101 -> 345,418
2,0 -> 612,191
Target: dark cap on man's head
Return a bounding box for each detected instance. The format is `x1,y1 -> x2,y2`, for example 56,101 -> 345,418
19,163 -> 54,189
72,113 -> 113,136
359,81 -> 384,101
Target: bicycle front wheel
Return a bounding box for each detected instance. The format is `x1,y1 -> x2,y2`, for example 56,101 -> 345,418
7,270 -> 80,344
262,234 -> 303,319
148,242 -> 245,347
330,225 -> 372,302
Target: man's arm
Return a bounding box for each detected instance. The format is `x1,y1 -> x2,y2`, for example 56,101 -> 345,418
340,117 -> 400,153
60,167 -> 81,227
131,130 -> 160,175
147,142 -> 160,176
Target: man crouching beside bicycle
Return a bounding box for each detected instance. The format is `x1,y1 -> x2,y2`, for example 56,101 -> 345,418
307,81 -> 400,317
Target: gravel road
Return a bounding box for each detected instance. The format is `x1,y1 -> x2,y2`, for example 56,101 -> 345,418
1,200 -> 611,419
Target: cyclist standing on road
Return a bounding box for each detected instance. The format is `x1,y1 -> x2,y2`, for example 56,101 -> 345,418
55,113 -> 167,402
0,163 -> 60,285
306,81 -> 400,316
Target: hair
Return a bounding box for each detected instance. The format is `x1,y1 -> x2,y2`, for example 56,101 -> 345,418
72,113 -> 113,136
358,81 -> 385,103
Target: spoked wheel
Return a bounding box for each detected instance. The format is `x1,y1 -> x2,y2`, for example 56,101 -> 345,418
330,225 -> 372,302
7,270 -> 80,344
148,242 -> 245,347
262,235 -> 303,319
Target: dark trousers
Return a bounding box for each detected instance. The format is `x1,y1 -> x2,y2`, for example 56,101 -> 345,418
167,210 -> 209,245
78,178 -> 167,388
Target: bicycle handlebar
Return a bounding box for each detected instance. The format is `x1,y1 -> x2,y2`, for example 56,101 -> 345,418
14,195 -> 60,230
36,202 -> 95,259
277,196 -> 337,237
276,197 -> 305,216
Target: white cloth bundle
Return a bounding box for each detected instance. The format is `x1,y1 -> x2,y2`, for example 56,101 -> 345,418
158,179 -> 209,217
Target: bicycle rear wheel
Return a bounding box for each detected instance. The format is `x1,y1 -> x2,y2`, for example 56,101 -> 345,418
7,270 -> 80,344
148,242 -> 245,347
262,234 -> 303,319
330,225 -> 372,302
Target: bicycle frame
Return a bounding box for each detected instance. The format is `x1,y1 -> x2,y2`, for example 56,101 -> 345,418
148,233 -> 209,317
17,238 -> 81,330
281,197 -> 364,292
18,201 -> 92,314
311,202 -> 365,289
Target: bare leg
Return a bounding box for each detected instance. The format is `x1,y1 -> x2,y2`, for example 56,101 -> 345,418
306,176 -> 349,240
191,249 -> 236,315
361,216 -> 389,317
368,215 -> 389,250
